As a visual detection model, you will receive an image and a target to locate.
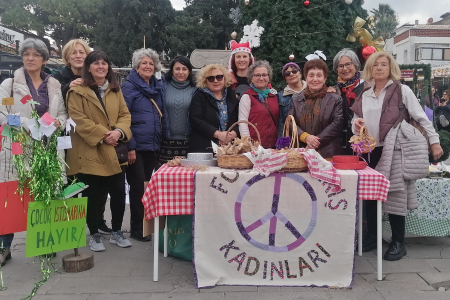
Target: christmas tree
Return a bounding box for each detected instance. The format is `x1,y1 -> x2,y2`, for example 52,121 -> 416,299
238,0 -> 369,88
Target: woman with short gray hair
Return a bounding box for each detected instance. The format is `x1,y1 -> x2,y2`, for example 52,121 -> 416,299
239,60 -> 279,148
121,48 -> 169,242
0,38 -> 67,265
332,48 -> 365,155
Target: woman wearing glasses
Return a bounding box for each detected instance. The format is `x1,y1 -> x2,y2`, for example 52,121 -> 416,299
239,60 -> 279,148
332,49 -> 366,155
277,62 -> 307,137
189,64 -> 239,153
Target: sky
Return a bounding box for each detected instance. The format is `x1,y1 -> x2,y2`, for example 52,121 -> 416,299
169,0 -> 448,26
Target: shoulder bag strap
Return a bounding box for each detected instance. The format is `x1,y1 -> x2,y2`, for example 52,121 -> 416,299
10,78 -> 14,97
252,94 -> 277,127
149,98 -> 163,118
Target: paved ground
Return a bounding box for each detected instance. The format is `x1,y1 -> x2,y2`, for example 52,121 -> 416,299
2,205 -> 450,300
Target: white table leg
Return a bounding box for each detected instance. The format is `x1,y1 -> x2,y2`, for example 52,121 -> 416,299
153,216 -> 159,282
358,199 -> 362,256
377,200 -> 383,281
164,217 -> 168,257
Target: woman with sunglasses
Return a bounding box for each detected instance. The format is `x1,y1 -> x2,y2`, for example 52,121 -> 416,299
189,64 -> 239,153
239,60 -> 279,148
277,63 -> 307,137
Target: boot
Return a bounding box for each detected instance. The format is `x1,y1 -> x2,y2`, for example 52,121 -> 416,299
0,248 -> 11,267
384,241 -> 407,261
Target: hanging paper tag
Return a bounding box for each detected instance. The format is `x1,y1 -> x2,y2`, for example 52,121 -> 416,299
39,112 -> 55,126
7,115 -> 20,127
0,124 -> 11,137
65,118 -> 76,134
20,95 -> 32,104
2,97 -> 14,105
57,136 -> 72,149
27,118 -> 42,140
39,123 -> 56,137
11,142 -> 23,155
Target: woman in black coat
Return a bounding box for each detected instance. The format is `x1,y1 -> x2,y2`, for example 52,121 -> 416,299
189,64 -> 239,153
53,39 -> 91,101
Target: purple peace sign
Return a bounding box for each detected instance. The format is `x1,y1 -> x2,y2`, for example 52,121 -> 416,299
235,173 -> 318,252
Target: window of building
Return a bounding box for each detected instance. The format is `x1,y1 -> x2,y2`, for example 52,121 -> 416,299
422,48 -> 432,59
418,48 -> 450,61
433,48 -> 443,60
444,49 -> 450,60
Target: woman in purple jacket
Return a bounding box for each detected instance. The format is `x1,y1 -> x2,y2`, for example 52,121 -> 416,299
121,48 -> 170,242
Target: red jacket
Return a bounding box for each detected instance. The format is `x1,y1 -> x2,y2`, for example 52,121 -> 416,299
245,88 -> 279,148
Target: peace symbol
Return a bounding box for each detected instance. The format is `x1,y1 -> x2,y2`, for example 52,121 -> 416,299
234,173 -> 317,252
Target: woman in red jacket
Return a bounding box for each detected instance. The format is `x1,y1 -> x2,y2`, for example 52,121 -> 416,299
238,60 -> 279,148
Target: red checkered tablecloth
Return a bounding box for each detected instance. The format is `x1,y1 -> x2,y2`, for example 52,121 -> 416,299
142,166 -> 390,220
142,165 -> 195,220
356,167 -> 390,202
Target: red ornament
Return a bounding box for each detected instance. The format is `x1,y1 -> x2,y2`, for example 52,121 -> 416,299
304,0 -> 310,6
362,46 -> 376,60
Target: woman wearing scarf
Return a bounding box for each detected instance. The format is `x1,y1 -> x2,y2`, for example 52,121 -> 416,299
288,58 -> 343,159
67,51 -> 132,251
277,62 -> 307,137
189,64 -> 239,153
239,60 -> 279,148
332,49 -> 366,155
121,48 -> 170,242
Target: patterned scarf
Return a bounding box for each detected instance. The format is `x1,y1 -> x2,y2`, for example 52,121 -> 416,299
300,86 -> 328,136
98,80 -> 109,99
250,83 -> 270,103
337,72 -> 361,106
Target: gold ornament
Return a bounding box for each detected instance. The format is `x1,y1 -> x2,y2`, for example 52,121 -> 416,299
346,16 -> 385,52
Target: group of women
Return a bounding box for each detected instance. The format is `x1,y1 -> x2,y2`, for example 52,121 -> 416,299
0,37 -> 444,265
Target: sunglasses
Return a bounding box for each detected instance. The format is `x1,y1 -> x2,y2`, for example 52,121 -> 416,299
283,69 -> 299,77
206,75 -> 224,82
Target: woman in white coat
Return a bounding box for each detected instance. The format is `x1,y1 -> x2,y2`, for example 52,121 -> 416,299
0,38 -> 67,266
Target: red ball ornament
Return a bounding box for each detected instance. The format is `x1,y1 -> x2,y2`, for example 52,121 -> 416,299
304,0 -> 310,6
362,46 -> 376,60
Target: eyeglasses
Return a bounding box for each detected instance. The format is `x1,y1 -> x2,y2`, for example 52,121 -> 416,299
283,69 -> 299,77
337,62 -> 354,70
206,75 -> 224,82
252,73 -> 269,78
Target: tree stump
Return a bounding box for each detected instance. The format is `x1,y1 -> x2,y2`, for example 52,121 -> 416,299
62,252 -> 94,273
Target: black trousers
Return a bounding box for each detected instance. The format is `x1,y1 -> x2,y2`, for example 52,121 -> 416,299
76,172 -> 126,234
364,147 -> 406,243
126,151 -> 159,232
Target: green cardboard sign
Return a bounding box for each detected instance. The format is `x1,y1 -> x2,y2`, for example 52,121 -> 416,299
26,197 -> 87,257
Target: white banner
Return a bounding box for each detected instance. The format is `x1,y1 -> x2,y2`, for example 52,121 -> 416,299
194,168 -> 358,288
0,26 -> 24,49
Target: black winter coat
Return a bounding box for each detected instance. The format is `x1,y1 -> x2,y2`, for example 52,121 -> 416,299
189,87 -> 239,153
53,66 -> 79,102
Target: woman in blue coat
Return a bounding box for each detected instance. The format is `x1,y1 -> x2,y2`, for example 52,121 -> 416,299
121,48 -> 169,242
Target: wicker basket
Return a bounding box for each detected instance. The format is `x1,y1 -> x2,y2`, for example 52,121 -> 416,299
348,126 -> 377,154
278,115 -> 308,172
216,121 -> 261,169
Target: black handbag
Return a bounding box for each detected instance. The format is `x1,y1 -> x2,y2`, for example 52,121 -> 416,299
114,141 -> 128,164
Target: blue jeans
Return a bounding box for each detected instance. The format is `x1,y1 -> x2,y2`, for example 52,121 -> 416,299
0,234 -> 14,248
